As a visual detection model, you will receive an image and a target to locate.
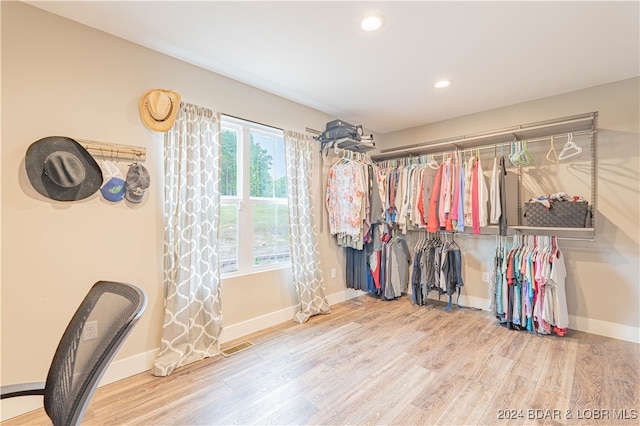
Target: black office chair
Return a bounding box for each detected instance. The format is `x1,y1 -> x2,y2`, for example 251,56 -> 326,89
1,281 -> 147,425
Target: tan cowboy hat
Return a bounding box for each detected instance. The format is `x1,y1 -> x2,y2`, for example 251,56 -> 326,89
138,89 -> 181,132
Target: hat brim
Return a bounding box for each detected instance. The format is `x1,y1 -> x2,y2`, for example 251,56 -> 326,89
25,136 -> 103,201
139,89 -> 181,132
125,192 -> 144,203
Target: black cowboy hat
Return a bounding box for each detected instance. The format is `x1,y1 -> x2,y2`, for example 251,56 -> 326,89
25,136 -> 103,201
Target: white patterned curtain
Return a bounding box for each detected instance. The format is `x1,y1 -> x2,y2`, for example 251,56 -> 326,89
284,130 -> 331,323
153,103 -> 223,376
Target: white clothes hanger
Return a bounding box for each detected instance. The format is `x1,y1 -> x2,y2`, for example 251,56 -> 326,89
558,133 -> 582,160
546,136 -> 559,163
426,154 -> 439,169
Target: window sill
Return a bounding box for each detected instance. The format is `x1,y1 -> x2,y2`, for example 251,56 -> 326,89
221,263 -> 292,280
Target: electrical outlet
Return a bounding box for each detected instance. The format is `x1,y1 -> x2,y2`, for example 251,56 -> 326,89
482,272 -> 491,283
83,320 -> 98,341
331,268 -> 336,279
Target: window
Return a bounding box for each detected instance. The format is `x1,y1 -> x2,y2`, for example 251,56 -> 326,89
219,116 -> 290,274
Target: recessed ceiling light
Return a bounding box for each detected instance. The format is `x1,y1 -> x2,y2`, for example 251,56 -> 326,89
361,15 -> 385,31
434,80 -> 451,88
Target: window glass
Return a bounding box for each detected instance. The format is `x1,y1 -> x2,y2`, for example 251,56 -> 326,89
252,203 -> 290,266
219,203 -> 238,273
250,131 -> 287,199
220,128 -> 238,197
219,116 -> 290,275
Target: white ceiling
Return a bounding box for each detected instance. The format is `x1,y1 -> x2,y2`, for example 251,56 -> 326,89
26,1 -> 639,134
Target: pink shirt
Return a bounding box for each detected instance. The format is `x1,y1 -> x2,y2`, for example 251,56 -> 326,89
472,159 -> 480,234
451,158 -> 460,222
426,164 -> 444,233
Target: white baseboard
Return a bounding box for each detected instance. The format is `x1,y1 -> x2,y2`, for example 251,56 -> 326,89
219,287 -> 365,343
1,397 -> 44,422
327,287 -> 367,305
441,294 -> 639,344
420,293 -> 491,312
462,295 -> 491,311
219,305 -> 298,343
569,314 -> 639,344
100,348 -> 159,386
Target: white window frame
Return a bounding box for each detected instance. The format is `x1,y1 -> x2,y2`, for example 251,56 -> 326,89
220,115 -> 290,277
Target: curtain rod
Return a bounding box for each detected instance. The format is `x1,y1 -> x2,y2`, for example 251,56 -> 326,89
222,113 -> 283,131
221,113 -> 320,136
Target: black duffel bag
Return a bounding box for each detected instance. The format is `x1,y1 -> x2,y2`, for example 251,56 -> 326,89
321,119 -> 362,141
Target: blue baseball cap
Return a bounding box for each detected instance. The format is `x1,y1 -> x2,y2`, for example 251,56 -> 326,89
100,161 -> 126,202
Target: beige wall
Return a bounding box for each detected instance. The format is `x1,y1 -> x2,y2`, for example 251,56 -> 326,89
378,77 -> 640,332
0,2 -> 358,419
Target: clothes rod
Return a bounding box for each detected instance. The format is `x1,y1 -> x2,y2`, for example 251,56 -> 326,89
443,231 -> 595,242
76,139 -> 146,162
405,229 -> 595,242
373,129 -> 595,162
451,129 -> 595,153
512,129 -> 595,145
379,113 -> 596,155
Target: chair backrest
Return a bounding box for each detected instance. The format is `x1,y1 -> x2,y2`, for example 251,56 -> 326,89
43,281 -> 147,425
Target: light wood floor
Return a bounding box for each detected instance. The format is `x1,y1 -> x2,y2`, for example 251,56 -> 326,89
4,295 -> 639,425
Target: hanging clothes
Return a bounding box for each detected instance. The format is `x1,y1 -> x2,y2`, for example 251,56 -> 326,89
463,157 -> 474,228
439,158 -> 451,227
457,162 -> 465,232
450,155 -> 461,230
477,157 -> 489,228
411,249 -> 423,305
498,155 -> 508,236
490,156 -> 501,224
373,151 -> 501,235
325,157 -> 366,247
470,157 -> 489,234
426,164 -> 444,232
493,235 -> 568,337
386,235 -> 412,299
345,246 -> 368,290
421,165 -> 439,226
326,153 -> 382,250
365,228 -> 412,301
370,166 -> 384,225
471,159 -> 480,234
549,248 -> 568,335
441,238 -> 464,296
409,232 -> 466,308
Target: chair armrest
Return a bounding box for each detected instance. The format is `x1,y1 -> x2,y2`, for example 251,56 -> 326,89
0,382 -> 46,399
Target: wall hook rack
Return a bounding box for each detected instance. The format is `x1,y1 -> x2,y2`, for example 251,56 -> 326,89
76,138 -> 146,162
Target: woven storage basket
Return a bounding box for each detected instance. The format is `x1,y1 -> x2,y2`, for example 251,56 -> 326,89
524,201 -> 589,228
